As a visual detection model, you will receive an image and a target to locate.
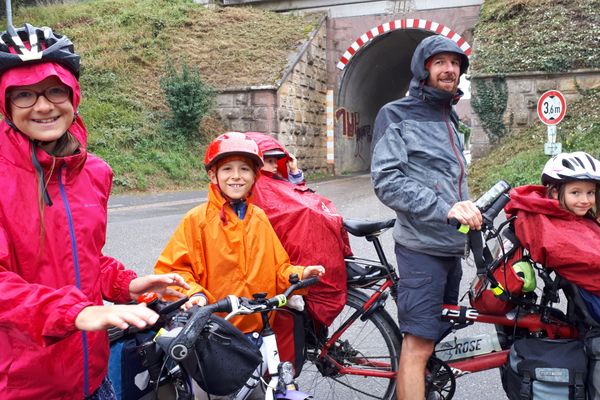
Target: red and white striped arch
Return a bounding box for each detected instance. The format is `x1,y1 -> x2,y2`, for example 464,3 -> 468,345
337,19 -> 472,70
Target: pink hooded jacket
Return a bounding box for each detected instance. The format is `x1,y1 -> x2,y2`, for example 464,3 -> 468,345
0,62 -> 136,399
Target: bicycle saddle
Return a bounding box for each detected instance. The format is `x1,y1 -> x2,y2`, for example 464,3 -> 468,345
343,218 -> 395,237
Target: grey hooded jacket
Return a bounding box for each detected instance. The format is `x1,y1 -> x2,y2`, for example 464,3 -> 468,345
371,35 -> 470,257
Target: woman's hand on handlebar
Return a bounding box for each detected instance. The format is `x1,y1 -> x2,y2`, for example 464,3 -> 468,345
303,265 -> 325,279
75,304 -> 160,331
129,273 -> 190,302
447,200 -> 483,230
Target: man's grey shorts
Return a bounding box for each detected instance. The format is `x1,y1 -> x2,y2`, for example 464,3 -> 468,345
394,243 -> 462,341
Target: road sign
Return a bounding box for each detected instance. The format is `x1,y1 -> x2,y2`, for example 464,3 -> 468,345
537,90 -> 566,125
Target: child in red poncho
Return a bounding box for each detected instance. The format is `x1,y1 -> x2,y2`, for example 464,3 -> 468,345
505,151 -> 600,319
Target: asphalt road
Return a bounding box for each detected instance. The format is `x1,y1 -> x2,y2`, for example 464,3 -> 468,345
104,174 -> 508,399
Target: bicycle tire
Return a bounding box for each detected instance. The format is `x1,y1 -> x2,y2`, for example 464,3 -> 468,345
298,289 -> 401,400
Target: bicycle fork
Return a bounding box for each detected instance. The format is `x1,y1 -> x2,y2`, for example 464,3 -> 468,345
236,316 -> 312,400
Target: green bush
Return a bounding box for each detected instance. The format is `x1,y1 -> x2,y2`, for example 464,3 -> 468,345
160,60 -> 216,142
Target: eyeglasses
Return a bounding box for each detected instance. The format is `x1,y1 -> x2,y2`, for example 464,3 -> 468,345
7,86 -> 71,109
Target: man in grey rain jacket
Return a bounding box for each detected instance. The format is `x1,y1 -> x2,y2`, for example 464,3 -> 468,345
371,35 -> 482,399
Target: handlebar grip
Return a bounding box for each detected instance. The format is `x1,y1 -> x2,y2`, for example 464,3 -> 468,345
474,180 -> 511,213
448,217 -> 470,234
204,297 -> 233,314
283,276 -> 320,298
483,193 -> 510,222
169,297 -> 233,361
296,276 -> 319,289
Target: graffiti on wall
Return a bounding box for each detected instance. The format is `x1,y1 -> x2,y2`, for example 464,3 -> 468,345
335,107 -> 372,160
336,108 -> 361,138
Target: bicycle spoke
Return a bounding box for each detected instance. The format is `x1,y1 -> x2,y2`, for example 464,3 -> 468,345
297,289 -> 401,400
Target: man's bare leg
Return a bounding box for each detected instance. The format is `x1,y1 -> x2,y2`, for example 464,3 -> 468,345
396,334 -> 434,400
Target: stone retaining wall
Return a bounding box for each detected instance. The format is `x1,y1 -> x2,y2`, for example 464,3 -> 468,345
470,69 -> 600,157
215,16 -> 329,173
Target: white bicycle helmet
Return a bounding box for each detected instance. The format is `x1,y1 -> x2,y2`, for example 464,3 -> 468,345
541,151 -> 600,185
0,23 -> 80,78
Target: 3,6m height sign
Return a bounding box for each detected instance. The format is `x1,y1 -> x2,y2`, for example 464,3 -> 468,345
537,90 -> 566,125
538,90 -> 566,155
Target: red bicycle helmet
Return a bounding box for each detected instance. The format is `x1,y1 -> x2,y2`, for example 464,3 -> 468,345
0,23 -> 80,78
204,132 -> 263,171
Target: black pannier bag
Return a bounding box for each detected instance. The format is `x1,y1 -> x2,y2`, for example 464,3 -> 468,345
108,330 -> 157,400
501,338 -> 587,400
180,314 -> 263,396
586,332 -> 600,400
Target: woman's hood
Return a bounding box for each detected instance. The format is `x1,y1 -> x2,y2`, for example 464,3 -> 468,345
0,62 -> 86,146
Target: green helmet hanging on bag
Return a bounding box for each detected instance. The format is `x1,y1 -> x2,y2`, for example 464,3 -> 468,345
512,260 -> 537,293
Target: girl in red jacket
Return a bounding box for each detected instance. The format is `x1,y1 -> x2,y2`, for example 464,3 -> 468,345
505,151 -> 600,303
0,24 -> 188,399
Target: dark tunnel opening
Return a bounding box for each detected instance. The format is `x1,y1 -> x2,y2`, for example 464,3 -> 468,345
335,29 -> 438,172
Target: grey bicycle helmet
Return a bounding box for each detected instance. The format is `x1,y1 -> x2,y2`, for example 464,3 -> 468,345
0,23 -> 80,78
541,151 -> 600,185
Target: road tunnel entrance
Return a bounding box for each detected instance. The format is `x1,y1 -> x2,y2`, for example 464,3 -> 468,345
333,19 -> 471,173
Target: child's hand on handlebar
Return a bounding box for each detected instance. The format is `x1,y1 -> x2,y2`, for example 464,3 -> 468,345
448,200 -> 483,230
75,304 -> 160,331
129,273 -> 190,302
303,265 -> 325,279
182,294 -> 208,311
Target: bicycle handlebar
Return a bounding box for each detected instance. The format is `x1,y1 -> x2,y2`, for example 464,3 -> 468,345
168,276 -> 319,361
449,181 -> 512,278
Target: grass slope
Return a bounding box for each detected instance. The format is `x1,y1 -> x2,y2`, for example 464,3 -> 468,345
469,0 -> 600,196
5,0 -> 319,191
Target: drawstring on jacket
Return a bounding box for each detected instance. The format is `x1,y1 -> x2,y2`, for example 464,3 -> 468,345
31,142 -> 53,206
219,199 -> 248,225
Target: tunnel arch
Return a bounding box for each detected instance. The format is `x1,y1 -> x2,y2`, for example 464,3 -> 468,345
333,20 -> 472,173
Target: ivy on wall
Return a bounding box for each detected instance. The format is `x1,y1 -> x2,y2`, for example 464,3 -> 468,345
471,76 -> 508,143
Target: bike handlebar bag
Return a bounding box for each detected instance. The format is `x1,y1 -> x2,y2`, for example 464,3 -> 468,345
181,315 -> 263,396
470,247 -> 535,315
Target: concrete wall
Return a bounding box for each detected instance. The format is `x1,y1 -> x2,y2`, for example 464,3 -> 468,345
215,2 -> 481,174
415,0 -> 482,9
223,0 -> 410,16
276,18 -> 329,173
216,87 -> 279,133
470,69 -> 600,157
223,0 -> 483,14
215,17 -> 330,173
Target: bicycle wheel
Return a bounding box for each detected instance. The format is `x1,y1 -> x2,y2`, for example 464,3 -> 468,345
298,289 -> 401,400
425,356 -> 455,400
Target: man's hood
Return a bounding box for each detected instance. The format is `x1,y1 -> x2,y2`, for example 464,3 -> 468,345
410,35 -> 469,83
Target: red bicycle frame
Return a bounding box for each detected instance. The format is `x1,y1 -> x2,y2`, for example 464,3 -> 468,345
315,285 -> 578,380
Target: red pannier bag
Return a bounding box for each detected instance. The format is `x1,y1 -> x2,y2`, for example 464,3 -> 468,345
469,247 -> 534,315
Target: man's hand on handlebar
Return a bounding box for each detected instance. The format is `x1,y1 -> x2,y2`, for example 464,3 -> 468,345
303,265 -> 325,279
75,303 -> 160,331
447,200 -> 483,230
